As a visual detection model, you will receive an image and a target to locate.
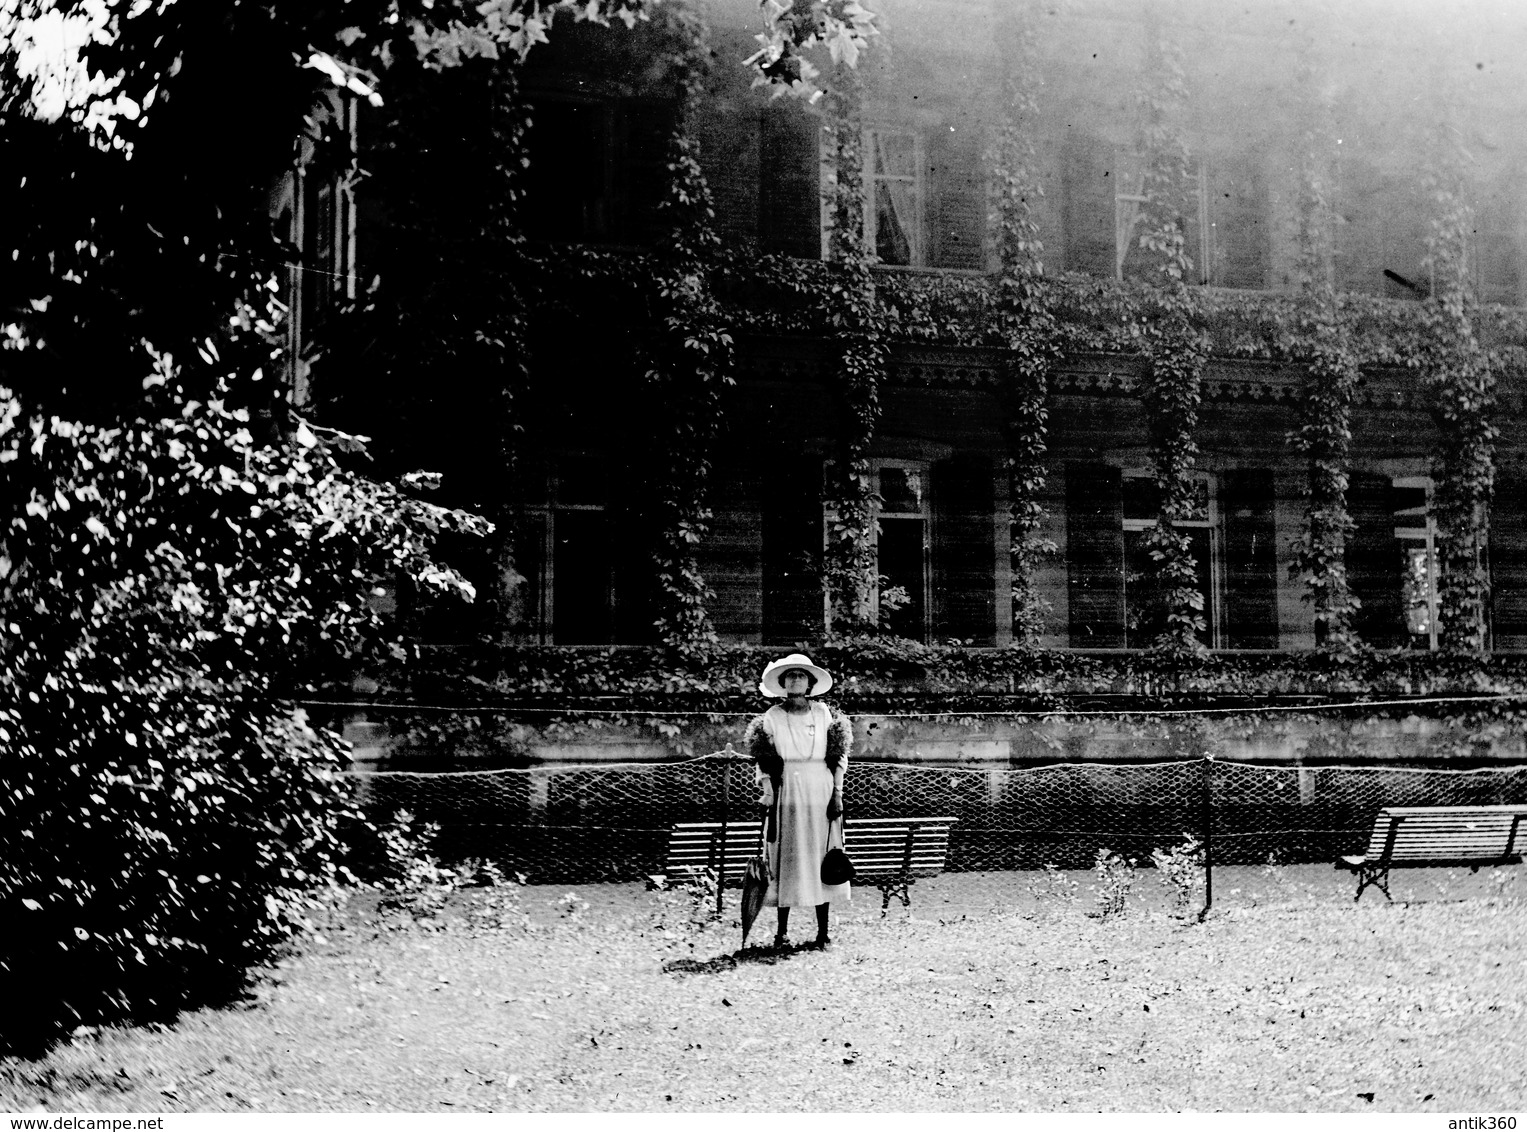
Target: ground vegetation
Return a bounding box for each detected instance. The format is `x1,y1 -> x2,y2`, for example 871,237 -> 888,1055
0,867 -> 1521,1112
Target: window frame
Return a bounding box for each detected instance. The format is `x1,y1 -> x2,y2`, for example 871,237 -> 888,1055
861,126 -> 927,268
822,458 -> 932,640
282,92 -> 359,408
520,93 -> 675,247
1120,469 -> 1223,649
1393,475 -> 1439,650
1113,151 -> 1210,285
521,456 -> 615,645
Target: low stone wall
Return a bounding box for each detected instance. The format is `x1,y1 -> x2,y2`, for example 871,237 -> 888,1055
342,709 -> 1527,770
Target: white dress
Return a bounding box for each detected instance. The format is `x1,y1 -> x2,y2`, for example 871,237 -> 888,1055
757,702 -> 850,908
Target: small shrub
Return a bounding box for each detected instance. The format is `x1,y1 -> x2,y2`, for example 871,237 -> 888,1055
647,868 -> 722,932
1091,849 -> 1137,919
1150,834 -> 1206,916
1259,850 -> 1287,879
374,810 -> 458,926
680,867 -> 721,926
1028,863 -> 1080,908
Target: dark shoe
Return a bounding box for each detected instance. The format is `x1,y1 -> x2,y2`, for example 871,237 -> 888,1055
807,935 -> 830,950
772,933 -> 788,950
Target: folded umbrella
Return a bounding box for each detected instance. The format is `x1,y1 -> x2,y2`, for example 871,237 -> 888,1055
740,787 -> 776,947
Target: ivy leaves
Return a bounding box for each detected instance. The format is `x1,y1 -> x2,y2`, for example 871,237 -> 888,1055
819,69 -> 892,639
989,1 -> 1060,646
1127,29 -> 1209,657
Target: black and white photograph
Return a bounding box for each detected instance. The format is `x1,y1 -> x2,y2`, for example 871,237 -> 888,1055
2,0 -> 1526,1117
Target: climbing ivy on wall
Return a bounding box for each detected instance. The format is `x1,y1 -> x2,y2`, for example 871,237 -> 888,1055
1419,127 -> 1497,651
988,1 -> 1059,646
643,0 -> 735,652
485,65 -> 532,642
1286,50 -> 1362,657
1130,28 -> 1209,656
820,66 -> 894,636
367,3 -> 1517,657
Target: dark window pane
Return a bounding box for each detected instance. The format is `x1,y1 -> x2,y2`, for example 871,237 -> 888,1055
622,102 -> 675,243
878,517 -> 926,641
1392,486 -> 1428,517
879,466 -> 924,514
758,106 -> 821,258
301,177 -> 337,330
1122,477 -> 1161,521
1065,462 -> 1126,647
523,100 -> 611,242
552,509 -> 611,643
515,512 -> 549,643
556,455 -> 605,507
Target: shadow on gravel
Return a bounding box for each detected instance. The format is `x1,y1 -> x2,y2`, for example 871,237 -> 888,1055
661,942 -> 820,976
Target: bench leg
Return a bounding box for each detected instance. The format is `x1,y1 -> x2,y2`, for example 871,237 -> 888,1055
1355,864 -> 1392,903
876,877 -> 914,916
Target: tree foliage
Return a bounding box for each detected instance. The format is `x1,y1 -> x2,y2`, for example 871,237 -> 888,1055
1,0 -> 493,1040
0,367 -> 487,1039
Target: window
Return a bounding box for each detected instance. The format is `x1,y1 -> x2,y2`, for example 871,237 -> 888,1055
521,97 -> 674,245
1121,472 -> 1219,648
1333,158 -> 1430,299
1114,152 -> 1207,284
273,91 -> 358,406
758,104 -> 821,258
1062,134 -> 1269,288
1393,478 -> 1439,649
517,454 -> 614,644
824,460 -> 931,640
875,462 -> 931,639
1466,187 -> 1521,305
864,128 -> 925,266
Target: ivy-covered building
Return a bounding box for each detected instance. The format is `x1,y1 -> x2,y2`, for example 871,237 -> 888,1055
300,0 -> 1527,660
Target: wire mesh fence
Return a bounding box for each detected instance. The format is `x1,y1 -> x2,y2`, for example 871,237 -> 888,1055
349,753 -> 1527,884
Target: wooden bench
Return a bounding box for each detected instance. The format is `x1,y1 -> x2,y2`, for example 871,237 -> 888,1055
1336,804 -> 1527,902
665,816 -> 958,913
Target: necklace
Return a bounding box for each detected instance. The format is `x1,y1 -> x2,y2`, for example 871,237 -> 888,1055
783,704 -> 816,750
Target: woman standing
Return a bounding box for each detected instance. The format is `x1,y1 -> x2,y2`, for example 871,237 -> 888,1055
744,653 -> 852,949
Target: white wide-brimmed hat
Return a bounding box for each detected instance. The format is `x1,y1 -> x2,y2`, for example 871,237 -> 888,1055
759,653 -> 833,698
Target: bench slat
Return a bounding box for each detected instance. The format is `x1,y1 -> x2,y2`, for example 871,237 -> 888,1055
664,816 -> 958,892
1345,806 -> 1527,888
1378,805 -> 1527,816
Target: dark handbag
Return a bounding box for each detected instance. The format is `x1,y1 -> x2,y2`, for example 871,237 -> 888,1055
821,813 -> 855,885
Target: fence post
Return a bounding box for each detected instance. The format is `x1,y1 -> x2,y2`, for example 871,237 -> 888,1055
717,753 -> 731,915
1199,753 -> 1214,921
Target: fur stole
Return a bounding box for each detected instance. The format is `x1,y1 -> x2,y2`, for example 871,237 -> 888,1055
745,705 -> 853,776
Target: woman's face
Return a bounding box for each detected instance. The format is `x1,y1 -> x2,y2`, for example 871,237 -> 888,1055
780,669 -> 812,697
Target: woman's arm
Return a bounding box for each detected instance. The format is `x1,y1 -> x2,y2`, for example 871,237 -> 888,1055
826,709 -> 851,815
745,713 -> 783,780
745,712 -> 781,816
